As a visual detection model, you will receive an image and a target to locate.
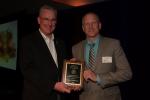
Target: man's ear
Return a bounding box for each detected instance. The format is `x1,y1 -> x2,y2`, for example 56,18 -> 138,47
99,22 -> 102,30
37,17 -> 40,25
82,25 -> 85,32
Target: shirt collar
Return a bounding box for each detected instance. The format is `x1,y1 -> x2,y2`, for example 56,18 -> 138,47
86,34 -> 100,45
39,29 -> 54,41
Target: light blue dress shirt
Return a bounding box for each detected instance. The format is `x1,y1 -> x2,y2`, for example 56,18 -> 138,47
84,34 -> 101,85
84,35 -> 100,67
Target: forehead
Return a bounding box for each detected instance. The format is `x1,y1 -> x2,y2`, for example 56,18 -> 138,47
39,9 -> 56,18
83,13 -> 99,22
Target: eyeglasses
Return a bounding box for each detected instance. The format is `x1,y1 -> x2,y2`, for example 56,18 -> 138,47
40,17 -> 57,24
83,21 -> 99,27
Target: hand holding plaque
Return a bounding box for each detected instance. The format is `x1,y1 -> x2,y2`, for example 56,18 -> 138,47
62,60 -> 84,89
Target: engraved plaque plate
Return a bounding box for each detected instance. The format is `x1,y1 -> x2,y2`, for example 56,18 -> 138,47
62,60 -> 84,87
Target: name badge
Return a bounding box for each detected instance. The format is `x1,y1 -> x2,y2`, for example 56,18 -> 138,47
102,57 -> 112,63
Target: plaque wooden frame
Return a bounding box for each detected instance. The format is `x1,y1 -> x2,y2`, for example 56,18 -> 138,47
62,60 -> 84,87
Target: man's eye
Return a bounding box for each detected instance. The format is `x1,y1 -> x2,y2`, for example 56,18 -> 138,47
43,18 -> 49,21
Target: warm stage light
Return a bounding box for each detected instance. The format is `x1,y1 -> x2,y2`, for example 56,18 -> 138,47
53,0 -> 93,7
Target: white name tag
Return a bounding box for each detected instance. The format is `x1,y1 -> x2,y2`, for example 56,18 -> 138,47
102,57 -> 112,63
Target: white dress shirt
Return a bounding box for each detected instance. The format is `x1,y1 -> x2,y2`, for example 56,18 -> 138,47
39,29 -> 58,67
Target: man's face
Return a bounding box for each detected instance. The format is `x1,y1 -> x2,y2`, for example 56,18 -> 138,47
82,14 -> 101,38
38,9 -> 57,36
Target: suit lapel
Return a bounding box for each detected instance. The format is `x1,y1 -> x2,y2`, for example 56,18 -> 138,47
54,39 -> 61,67
95,37 -> 105,71
81,41 -> 85,62
34,32 -> 57,66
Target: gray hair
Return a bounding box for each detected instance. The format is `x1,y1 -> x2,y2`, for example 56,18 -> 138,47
38,5 -> 57,17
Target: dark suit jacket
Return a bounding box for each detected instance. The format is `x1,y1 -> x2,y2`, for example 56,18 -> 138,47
19,31 -> 66,100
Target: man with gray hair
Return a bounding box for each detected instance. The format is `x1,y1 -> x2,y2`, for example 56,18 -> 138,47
20,4 -> 71,100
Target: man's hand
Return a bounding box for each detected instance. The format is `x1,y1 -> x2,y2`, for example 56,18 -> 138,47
70,58 -> 77,62
69,85 -> 81,91
54,82 -> 71,93
84,69 -> 96,82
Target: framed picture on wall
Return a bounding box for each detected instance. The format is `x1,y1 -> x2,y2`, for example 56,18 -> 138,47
0,20 -> 17,70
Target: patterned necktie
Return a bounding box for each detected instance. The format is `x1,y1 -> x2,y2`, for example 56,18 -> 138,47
88,43 -> 96,71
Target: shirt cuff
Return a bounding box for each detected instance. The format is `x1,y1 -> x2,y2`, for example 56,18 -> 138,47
96,74 -> 101,85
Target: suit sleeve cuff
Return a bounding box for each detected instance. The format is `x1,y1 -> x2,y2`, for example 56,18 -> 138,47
96,74 -> 101,85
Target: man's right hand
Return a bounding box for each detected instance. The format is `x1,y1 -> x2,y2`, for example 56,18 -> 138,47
84,69 -> 96,82
70,58 -> 77,62
54,82 -> 71,93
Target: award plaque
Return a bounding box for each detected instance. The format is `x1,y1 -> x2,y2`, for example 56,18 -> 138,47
62,60 -> 84,87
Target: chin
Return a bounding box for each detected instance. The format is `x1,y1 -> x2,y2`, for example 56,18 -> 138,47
89,34 -> 97,37
46,30 -> 52,34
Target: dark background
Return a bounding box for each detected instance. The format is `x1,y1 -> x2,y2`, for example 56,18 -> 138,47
0,0 -> 148,100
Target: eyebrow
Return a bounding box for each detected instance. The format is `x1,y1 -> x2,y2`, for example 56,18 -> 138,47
41,17 -> 56,21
